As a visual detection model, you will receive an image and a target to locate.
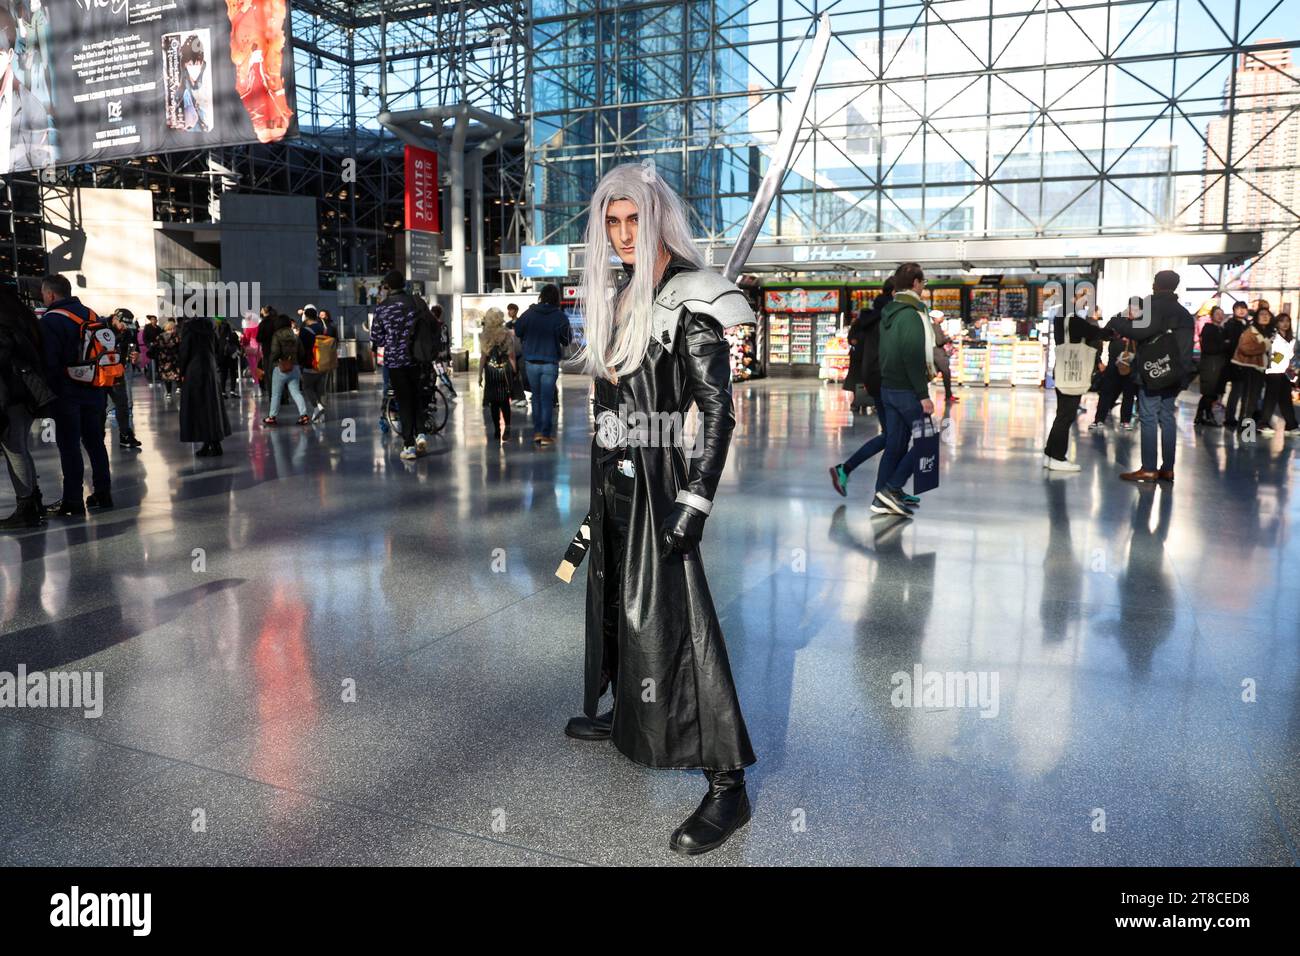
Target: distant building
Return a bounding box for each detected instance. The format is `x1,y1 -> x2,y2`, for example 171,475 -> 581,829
1203,43 -> 1300,305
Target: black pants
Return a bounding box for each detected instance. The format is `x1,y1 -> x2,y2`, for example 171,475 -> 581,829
1259,374 -> 1297,430
300,369 -> 324,409
940,366 -> 953,399
388,364 -> 421,446
1045,389 -> 1081,460
107,380 -> 133,438
52,400 -> 111,504
598,462 -> 634,698
1225,366 -> 1264,423
1095,368 -> 1139,423
487,399 -> 511,434
219,359 -> 238,394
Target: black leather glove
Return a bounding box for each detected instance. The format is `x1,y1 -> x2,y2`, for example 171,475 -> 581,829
660,502 -> 708,556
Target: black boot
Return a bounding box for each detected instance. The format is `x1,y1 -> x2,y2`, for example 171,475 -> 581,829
86,490 -> 114,510
564,709 -> 613,740
196,443 -> 212,457
0,496 -> 42,530
45,497 -> 86,518
211,442 -> 223,456
669,768 -> 751,856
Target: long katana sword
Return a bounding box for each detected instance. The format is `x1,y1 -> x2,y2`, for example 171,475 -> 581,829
722,12 -> 833,283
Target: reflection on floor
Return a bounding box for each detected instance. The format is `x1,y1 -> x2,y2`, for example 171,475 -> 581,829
0,376 -> 1296,866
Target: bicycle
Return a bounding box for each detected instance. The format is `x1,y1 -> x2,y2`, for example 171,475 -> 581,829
383,365 -> 451,437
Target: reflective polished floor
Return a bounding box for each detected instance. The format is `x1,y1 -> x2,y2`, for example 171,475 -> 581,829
1,374 -> 1296,866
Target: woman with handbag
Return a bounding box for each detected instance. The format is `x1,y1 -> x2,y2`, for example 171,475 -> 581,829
263,313 -> 310,426
1226,308 -> 1272,431
0,284 -> 54,528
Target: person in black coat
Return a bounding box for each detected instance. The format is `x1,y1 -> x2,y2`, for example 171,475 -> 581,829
255,306 -> 278,397
179,317 -> 232,456
1194,306 -> 1229,426
0,284 -> 50,527
1091,306 -> 1140,430
1109,271 -> 1196,481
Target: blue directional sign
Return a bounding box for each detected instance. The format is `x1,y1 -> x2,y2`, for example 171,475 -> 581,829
521,245 -> 570,278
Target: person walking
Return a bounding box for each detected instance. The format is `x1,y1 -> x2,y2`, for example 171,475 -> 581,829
179,316 -> 232,455
1226,307 -> 1272,432
155,320 -> 182,401
871,262 -> 935,517
141,314 -> 162,386
215,316 -> 242,398
514,283 -> 572,446
104,309 -> 141,450
1044,293 -> 1112,472
931,309 -> 957,403
479,308 -> 517,442
37,274 -> 113,516
255,305 -> 279,397
263,313 -> 310,427
1193,306 -> 1229,426
1257,312 -> 1298,437
298,307 -> 327,422
829,281 -> 893,498
370,270 -> 427,459
1111,270 -> 1195,483
0,283 -> 52,529
505,302 -> 528,408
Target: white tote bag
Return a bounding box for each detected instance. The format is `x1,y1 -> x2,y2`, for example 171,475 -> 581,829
1053,340 -> 1094,396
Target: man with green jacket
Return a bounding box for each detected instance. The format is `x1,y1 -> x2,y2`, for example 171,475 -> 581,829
873,262 -> 935,517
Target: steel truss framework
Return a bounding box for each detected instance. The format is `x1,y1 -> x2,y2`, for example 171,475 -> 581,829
1,1 -> 529,293
531,0 -> 1300,304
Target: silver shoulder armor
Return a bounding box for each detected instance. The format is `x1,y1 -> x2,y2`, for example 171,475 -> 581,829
651,269 -> 754,353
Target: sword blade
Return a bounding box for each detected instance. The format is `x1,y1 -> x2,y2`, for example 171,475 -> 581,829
722,13 -> 833,282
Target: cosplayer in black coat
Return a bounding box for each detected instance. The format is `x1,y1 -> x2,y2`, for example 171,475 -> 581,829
561,257 -> 755,773
179,318 -> 232,445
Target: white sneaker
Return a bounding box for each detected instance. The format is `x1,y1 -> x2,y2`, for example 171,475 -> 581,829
312,403 -> 325,422
400,446 -> 418,460
416,433 -> 429,453
1047,457 -> 1081,472
1088,422 -> 1104,431
1042,455 -> 1052,468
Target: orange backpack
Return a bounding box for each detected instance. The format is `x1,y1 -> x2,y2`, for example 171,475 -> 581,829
48,308 -> 125,388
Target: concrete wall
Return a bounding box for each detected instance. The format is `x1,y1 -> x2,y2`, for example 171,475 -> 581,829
41,187 -> 159,320
218,193 -> 337,318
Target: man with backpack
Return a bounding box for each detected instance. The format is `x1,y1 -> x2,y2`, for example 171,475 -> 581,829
1108,270 -> 1195,483
371,270 -> 429,460
39,274 -> 116,516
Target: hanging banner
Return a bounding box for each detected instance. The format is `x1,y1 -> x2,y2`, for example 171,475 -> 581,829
404,143 -> 440,233
0,0 -> 297,175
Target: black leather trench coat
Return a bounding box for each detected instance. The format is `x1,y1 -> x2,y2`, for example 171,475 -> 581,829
581,264 -> 756,772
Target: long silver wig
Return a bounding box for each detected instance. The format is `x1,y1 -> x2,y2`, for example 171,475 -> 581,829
572,163 -> 705,381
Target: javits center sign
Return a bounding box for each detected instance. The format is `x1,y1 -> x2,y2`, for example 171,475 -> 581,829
404,144 -> 440,233
0,0 -> 297,175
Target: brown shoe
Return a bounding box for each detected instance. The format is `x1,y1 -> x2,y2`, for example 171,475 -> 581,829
1120,469 -> 1159,482
532,433 -> 542,444
539,436 -> 554,447
1158,470 -> 1175,482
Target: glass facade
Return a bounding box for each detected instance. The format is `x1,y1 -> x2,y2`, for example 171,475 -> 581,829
529,0 -> 1300,303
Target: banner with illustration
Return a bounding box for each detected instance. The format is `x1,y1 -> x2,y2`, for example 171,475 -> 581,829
0,0 -> 296,175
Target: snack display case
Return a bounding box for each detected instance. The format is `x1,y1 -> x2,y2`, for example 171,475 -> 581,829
763,286 -> 842,376
999,283 -> 1029,318
1011,340 -> 1046,386
819,331 -> 851,382
960,345 -> 989,385
725,322 -> 763,381
970,287 -> 998,323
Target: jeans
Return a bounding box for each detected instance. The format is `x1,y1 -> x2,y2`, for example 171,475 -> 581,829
878,388 -> 925,492
1044,388 -> 1082,460
270,365 -> 307,418
529,361 -> 559,437
1137,388 -> 1178,472
1,404 -> 37,498
843,389 -> 888,490
52,399 -> 111,503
